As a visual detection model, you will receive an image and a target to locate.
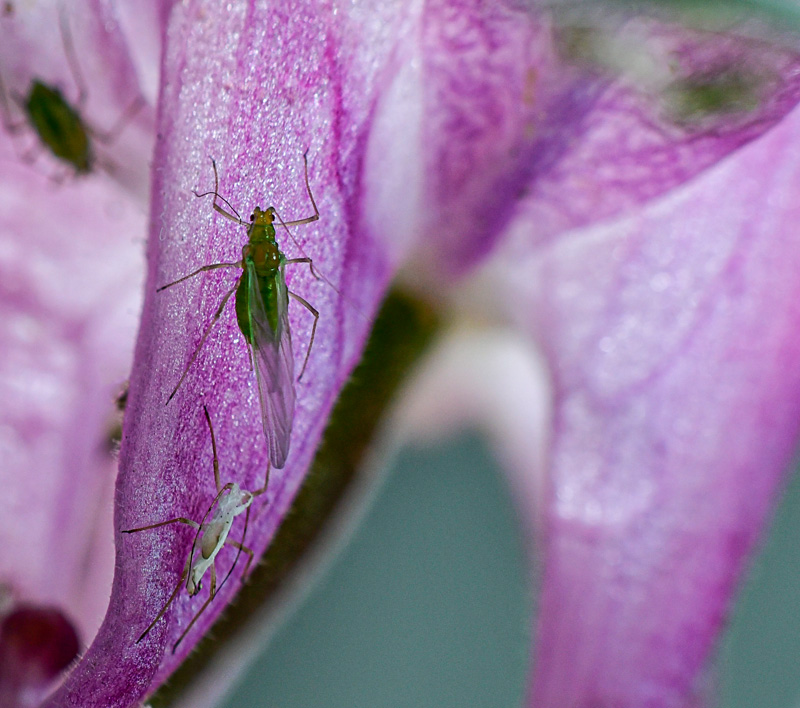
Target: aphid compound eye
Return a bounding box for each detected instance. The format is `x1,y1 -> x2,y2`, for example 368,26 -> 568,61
249,213 -> 255,222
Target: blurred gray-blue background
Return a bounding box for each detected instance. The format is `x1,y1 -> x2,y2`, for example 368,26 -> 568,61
217,431 -> 800,707
218,433 -> 530,708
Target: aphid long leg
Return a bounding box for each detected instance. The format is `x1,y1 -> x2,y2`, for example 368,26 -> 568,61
279,151 -> 320,228
205,404 -> 222,490
137,560 -> 190,644
58,4 -> 144,146
58,3 -> 87,108
226,537 -> 255,579
166,282 -> 239,403
275,159 -> 367,327
123,406 -> 271,652
0,72 -> 24,133
91,96 -> 145,145
121,516 -> 199,643
285,255 -> 322,282
174,564 -> 216,652
288,290 -> 319,381
271,153 -> 320,269
124,516 -> 200,534
157,262 -> 240,293
283,255 -> 322,381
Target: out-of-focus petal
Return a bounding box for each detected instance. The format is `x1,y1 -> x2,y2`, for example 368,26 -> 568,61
493,99 -> 800,707
0,0 -> 154,195
0,0 -> 153,699
394,325 -> 551,532
417,4 -> 800,273
0,605 -> 80,708
0,138 -> 146,645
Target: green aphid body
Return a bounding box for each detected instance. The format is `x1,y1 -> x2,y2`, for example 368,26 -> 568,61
235,207 -> 287,343
666,71 -> 759,125
24,79 -> 92,173
160,155 -> 320,470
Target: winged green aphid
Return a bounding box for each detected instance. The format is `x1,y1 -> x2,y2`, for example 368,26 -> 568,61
159,154 -> 320,469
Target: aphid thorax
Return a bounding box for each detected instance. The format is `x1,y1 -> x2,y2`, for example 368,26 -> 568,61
245,207 -> 282,272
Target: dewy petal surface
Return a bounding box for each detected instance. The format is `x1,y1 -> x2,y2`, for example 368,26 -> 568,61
47,1 -> 408,705
495,98 -> 800,706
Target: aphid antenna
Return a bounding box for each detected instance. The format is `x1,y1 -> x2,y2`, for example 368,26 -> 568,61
273,152 -> 370,325
193,157 -> 245,223
195,187 -> 243,222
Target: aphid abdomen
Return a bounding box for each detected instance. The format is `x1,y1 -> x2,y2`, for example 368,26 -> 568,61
235,273 -> 253,343
235,263 -> 283,341
24,81 -> 91,172
200,521 -> 226,560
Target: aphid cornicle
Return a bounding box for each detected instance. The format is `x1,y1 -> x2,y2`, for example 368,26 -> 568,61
159,153 -> 320,469
122,405 -> 269,652
0,7 -> 142,174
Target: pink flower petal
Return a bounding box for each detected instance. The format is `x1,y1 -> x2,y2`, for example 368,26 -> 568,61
0,0 -> 153,701
496,99 -> 800,707
0,138 -> 147,643
48,2 -> 399,705
23,2 -> 800,706
419,5 -> 800,273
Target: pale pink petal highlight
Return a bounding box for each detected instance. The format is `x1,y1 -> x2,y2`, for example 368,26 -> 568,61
496,102 -> 800,707
0,138 -> 146,645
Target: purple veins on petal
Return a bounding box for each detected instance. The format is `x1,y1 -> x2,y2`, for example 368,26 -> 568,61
419,5 -> 800,274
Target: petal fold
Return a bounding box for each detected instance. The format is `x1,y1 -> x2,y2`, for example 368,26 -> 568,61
497,101 -> 800,707
48,1 -> 405,704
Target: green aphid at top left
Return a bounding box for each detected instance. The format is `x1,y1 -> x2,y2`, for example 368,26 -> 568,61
0,7 -> 143,175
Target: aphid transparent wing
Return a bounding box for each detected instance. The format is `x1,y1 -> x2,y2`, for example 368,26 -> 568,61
245,259 -> 296,469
